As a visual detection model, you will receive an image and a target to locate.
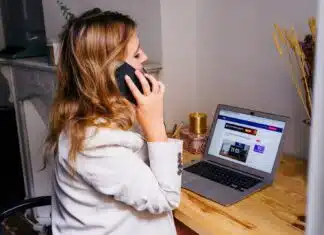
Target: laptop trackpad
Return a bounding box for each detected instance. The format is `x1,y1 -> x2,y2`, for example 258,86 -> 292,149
182,177 -> 244,205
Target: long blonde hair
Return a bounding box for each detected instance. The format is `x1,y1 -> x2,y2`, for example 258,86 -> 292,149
45,8 -> 136,164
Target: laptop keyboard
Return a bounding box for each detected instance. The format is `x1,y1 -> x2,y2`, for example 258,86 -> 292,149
184,161 -> 261,191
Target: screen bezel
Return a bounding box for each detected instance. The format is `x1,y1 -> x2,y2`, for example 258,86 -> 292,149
204,104 -> 289,181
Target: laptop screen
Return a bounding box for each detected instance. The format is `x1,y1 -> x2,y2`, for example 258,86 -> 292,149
207,109 -> 286,173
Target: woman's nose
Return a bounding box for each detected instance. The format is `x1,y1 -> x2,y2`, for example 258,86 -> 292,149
141,52 -> 148,63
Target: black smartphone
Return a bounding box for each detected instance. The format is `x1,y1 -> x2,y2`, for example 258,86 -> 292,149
115,62 -> 151,104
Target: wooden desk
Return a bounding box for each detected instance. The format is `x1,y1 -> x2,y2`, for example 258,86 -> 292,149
174,152 -> 307,235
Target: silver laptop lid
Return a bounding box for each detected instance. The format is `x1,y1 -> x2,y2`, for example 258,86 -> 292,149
204,104 -> 289,180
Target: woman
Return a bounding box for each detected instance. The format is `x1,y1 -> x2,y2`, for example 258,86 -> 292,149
46,8 -> 184,235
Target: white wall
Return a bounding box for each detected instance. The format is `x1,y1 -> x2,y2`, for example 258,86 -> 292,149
196,0 -> 316,158
160,0 -> 197,126
41,0 -> 162,63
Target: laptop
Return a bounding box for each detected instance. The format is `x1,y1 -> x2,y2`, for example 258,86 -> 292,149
182,104 -> 289,206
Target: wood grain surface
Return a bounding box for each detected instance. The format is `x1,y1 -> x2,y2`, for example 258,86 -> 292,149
174,152 -> 307,235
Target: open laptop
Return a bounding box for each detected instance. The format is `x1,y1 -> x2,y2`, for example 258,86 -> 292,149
182,104 -> 289,206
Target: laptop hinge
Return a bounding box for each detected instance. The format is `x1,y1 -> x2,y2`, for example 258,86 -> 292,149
207,160 -> 265,180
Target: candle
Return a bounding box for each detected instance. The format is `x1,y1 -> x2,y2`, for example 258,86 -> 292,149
189,112 -> 207,135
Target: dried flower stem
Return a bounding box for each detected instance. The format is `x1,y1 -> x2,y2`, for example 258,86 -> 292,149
56,0 -> 74,21
273,19 -> 315,120
290,28 -> 313,113
308,17 -> 317,43
286,50 -> 312,119
273,26 -> 311,119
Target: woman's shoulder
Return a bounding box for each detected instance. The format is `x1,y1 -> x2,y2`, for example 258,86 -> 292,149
84,126 -> 145,149
58,123 -> 146,157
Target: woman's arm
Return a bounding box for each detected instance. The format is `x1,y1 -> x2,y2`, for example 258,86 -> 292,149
76,138 -> 183,214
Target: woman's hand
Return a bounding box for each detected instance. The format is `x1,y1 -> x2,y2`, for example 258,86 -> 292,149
125,70 -> 168,142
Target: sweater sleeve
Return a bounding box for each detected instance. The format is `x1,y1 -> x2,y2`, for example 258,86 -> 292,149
77,138 -> 183,214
